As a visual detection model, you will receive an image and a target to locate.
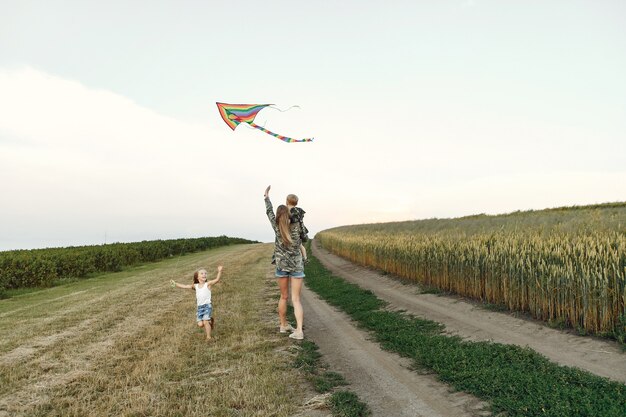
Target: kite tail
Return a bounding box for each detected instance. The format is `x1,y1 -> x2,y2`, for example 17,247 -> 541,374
249,122 -> 313,143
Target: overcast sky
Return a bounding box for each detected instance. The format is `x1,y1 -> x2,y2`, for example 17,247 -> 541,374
1,0 -> 625,251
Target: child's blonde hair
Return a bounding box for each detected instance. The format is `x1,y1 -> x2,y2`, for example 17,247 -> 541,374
192,269 -> 208,288
286,194 -> 298,206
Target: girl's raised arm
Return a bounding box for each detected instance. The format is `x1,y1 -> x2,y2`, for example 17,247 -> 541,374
207,265 -> 223,286
170,280 -> 193,289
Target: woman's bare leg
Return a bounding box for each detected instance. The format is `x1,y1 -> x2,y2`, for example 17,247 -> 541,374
277,277 -> 290,327
290,278 -> 304,333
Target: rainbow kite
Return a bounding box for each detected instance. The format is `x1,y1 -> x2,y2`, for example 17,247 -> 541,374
216,102 -> 313,143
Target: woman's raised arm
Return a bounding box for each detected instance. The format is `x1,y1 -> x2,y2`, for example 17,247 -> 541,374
264,185 -> 276,225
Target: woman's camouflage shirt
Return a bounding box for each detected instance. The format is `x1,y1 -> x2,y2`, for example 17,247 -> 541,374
265,197 -> 304,273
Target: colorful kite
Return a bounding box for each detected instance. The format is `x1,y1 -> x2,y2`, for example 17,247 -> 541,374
216,102 -> 313,143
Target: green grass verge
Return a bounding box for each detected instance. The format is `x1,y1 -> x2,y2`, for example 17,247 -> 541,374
304,252 -> 626,417
293,340 -> 348,393
329,391 -> 371,417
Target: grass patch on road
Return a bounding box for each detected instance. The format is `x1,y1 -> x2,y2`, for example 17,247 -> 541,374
329,391 -> 371,417
304,251 -> 626,417
292,340 -> 370,416
293,339 -> 347,393
287,306 -> 370,416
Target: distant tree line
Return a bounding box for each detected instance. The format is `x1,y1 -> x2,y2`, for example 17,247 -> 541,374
0,236 -> 256,295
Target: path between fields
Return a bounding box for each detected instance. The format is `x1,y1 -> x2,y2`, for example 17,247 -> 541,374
311,240 -> 626,384
301,287 -> 490,417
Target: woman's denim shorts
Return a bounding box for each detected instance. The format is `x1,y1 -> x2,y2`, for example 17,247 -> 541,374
196,304 -> 212,322
275,268 -> 305,279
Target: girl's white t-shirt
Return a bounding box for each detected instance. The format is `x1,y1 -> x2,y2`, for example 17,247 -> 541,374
194,282 -> 212,306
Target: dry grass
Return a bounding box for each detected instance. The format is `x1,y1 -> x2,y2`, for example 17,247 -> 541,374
0,243 -> 309,417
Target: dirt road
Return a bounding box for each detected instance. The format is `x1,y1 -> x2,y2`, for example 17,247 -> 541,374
311,240 -> 626,384
302,287 -> 490,417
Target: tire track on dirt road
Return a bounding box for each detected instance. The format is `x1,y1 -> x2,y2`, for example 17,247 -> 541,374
312,240 -> 626,384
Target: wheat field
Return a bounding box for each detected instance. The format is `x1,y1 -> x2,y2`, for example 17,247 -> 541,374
317,203 -> 626,338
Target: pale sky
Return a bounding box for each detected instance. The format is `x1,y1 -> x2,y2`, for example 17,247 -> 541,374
1,0 -> 625,251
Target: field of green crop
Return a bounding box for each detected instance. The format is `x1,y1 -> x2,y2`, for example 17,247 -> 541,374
316,203 -> 626,340
0,236 -> 255,295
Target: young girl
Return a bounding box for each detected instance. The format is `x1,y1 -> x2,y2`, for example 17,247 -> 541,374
171,265 -> 223,342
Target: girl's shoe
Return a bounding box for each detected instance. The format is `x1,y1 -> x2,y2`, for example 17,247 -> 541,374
288,331 -> 304,340
279,324 -> 295,333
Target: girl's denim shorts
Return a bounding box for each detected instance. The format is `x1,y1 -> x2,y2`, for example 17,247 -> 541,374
275,268 -> 305,279
196,303 -> 212,322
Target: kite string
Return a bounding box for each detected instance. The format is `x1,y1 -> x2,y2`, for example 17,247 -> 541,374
240,104 -> 302,128
247,104 -> 301,129
269,105 -> 301,112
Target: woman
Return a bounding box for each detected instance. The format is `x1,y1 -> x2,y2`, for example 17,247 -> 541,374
264,185 -> 305,340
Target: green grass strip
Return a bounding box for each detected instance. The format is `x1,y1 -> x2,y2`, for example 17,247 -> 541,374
293,340 -> 348,393
292,340 -> 370,416
304,253 -> 626,417
288,306 -> 370,416
329,391 -> 371,417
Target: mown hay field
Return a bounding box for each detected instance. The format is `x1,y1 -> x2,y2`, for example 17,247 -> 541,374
316,203 -> 626,339
0,243 -> 309,417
